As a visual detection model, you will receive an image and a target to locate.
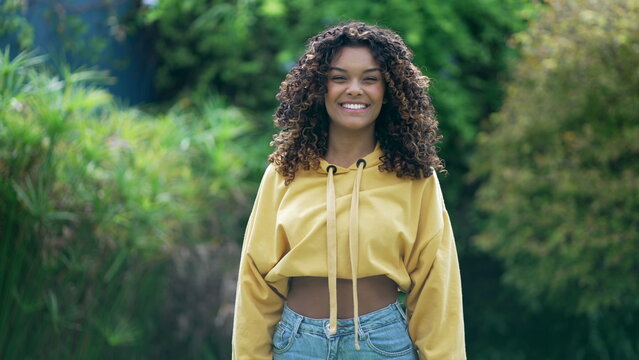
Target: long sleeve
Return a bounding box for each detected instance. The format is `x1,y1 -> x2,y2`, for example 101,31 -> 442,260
405,173 -> 466,360
232,165 -> 288,360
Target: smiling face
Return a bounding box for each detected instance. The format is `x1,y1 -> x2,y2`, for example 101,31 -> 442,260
324,46 -> 385,135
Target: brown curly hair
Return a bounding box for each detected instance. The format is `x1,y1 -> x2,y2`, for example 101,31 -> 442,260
268,21 -> 444,184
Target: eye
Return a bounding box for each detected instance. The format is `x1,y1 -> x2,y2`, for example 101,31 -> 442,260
330,76 -> 346,82
364,77 -> 379,82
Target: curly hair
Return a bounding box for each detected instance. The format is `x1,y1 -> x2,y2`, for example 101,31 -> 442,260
268,21 -> 444,184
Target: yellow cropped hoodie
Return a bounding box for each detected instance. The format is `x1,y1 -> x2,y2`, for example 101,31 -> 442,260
232,143 -> 466,359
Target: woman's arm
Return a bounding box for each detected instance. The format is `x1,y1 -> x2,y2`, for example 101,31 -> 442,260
405,173 -> 466,360
232,165 -> 288,360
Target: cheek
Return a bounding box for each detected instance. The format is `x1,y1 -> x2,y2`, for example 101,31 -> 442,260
325,85 -> 339,100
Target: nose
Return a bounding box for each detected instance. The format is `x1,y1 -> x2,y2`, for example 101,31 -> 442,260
346,81 -> 363,96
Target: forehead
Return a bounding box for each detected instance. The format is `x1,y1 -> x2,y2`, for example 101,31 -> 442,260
329,46 -> 380,69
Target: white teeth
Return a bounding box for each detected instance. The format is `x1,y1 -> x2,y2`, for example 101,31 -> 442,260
341,103 -> 367,109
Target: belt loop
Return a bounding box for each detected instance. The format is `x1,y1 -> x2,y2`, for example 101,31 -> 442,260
291,310 -> 303,337
358,324 -> 366,341
394,301 -> 408,322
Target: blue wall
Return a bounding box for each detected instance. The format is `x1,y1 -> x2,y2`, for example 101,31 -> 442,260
9,0 -> 158,105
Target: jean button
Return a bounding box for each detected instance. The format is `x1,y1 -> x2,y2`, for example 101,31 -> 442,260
325,322 -> 332,334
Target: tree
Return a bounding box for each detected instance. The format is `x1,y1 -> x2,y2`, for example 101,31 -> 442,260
472,0 -> 639,357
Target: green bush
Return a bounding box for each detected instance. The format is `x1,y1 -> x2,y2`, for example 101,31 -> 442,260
0,48 -> 267,359
471,0 -> 639,357
0,0 -> 34,50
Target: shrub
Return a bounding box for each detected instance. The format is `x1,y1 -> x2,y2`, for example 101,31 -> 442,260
0,0 -> 34,50
0,48 -> 267,359
471,0 -> 639,357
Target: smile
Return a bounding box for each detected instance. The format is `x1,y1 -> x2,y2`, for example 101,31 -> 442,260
340,103 -> 369,110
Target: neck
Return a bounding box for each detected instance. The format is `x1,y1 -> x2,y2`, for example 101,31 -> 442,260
325,128 -> 376,168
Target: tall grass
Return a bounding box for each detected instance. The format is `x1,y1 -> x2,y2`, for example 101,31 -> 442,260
0,48 -> 268,359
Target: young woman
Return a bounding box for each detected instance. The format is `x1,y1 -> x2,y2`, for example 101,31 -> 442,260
232,22 -> 466,359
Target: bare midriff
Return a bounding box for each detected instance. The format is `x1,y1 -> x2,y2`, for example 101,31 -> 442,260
287,275 -> 398,318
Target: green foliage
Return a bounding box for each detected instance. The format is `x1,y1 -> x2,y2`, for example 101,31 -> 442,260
471,0 -> 639,356
0,48 -> 266,359
157,94 -> 271,245
0,0 -> 34,50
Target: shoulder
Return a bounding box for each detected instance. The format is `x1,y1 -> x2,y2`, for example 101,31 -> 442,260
421,167 -> 444,195
254,163 -> 287,195
414,167 -> 447,214
262,163 -> 287,181
263,163 -> 279,180
407,169 -> 450,245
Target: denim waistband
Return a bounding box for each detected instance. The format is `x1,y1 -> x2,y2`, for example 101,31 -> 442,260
279,301 -> 407,337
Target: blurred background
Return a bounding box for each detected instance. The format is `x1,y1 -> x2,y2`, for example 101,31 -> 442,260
1,0 -> 637,359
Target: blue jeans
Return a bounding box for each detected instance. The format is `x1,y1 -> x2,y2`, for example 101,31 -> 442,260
272,301 -> 418,359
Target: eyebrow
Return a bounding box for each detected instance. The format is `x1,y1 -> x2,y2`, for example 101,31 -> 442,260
329,66 -> 383,73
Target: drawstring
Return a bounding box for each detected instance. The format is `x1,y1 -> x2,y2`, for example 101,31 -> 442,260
350,159 -> 365,350
326,165 -> 338,334
325,159 -> 366,350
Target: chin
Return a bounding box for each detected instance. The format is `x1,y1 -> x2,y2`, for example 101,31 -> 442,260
333,122 -> 375,132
